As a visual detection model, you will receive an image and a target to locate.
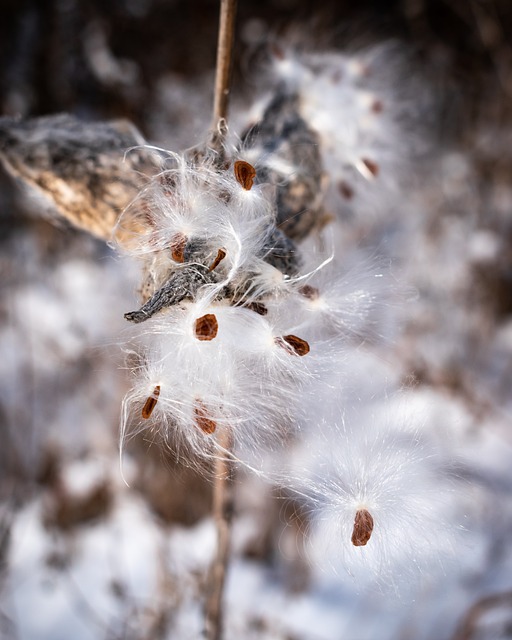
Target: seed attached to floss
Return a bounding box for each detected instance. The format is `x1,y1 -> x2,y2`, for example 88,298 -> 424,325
170,232 -> 187,263
351,508 -> 374,547
141,385 -> 161,419
298,284 -> 320,300
338,181 -> 354,200
194,314 -> 218,341
234,160 -> 257,191
361,158 -> 379,178
209,248 -> 227,271
245,301 -> 268,316
275,334 -> 310,356
194,401 -> 217,435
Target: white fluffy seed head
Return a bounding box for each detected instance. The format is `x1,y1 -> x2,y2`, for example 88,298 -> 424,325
288,412 -> 461,591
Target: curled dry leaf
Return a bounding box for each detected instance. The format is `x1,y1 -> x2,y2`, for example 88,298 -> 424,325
275,334 -> 310,356
142,385 -> 161,419
351,508 -> 374,547
234,160 -> 257,191
194,401 -> 217,435
194,314 -> 219,341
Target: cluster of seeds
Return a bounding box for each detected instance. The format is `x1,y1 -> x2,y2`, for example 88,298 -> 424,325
119,47 -> 451,566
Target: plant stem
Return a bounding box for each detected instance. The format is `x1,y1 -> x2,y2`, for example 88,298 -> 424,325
204,5 -> 238,637
212,0 -> 238,132
205,429 -> 235,640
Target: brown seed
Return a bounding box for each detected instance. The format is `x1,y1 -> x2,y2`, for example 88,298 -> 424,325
170,232 -> 187,263
351,508 -> 374,547
194,314 -> 218,341
275,334 -> 310,357
371,99 -> 383,114
141,385 -> 161,419
271,43 -> 286,60
194,401 -> 217,434
298,285 -> 320,300
209,248 -> 227,272
245,301 -> 268,316
338,181 -> 354,200
234,160 -> 257,191
361,158 -> 379,178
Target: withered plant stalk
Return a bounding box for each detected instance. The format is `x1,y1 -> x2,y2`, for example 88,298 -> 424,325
204,2 -> 238,639
205,430 -> 235,640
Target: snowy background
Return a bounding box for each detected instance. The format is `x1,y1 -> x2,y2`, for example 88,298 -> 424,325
2,1 -> 512,639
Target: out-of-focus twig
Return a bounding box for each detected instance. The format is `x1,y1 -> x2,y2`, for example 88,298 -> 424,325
452,591 -> 512,640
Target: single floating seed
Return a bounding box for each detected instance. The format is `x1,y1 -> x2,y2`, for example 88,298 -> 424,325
170,232 -> 187,263
351,508 -> 374,547
298,284 -> 320,300
194,314 -> 218,341
194,402 -> 217,434
361,158 -> 379,178
234,160 -> 257,191
142,385 -> 161,419
209,248 -> 227,271
371,99 -> 383,114
275,334 -> 310,357
338,181 -> 354,200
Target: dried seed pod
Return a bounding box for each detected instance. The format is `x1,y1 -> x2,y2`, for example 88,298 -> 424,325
275,334 -> 310,356
194,402 -> 217,434
142,385 -> 161,419
209,248 -> 227,271
170,232 -> 187,263
234,160 -> 257,190
298,284 -> 319,300
194,314 -> 218,341
351,508 -> 374,547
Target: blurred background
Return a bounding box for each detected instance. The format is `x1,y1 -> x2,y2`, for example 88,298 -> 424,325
1,1 -> 512,639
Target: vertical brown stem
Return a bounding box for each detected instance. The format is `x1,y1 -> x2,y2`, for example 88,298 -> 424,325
205,429 -> 235,640
212,0 -> 238,132
204,4 -> 238,637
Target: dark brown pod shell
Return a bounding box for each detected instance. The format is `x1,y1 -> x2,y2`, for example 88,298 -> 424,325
234,160 -> 257,191
351,508 -> 374,547
194,402 -> 217,434
142,385 -> 161,419
275,334 -> 310,356
194,314 -> 218,341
